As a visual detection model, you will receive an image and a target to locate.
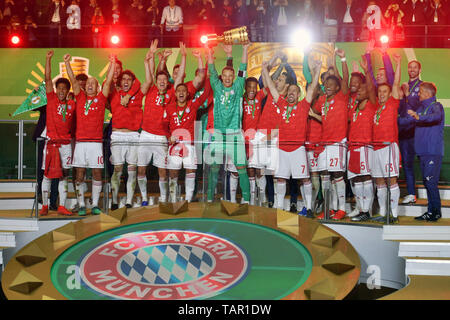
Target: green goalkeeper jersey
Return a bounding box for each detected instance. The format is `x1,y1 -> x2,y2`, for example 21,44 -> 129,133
208,62 -> 247,134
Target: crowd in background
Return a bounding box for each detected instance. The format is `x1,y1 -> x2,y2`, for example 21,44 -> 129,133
1,0 -> 449,47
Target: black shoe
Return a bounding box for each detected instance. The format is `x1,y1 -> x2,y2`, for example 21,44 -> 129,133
125,204 -> 132,209
306,209 -> 314,219
370,215 -> 387,223
37,194 -> 43,205
390,216 -> 399,224
415,212 -> 432,221
290,203 -> 297,213
425,213 -> 440,222
49,204 -> 58,211
351,212 -> 370,222
268,202 -> 274,208
111,203 -> 119,211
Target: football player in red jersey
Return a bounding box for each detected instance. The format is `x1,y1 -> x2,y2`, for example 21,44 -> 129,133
166,71 -> 209,203
346,55 -> 378,222
137,42 -> 205,205
312,49 -> 350,220
263,58 -> 322,216
371,53 -> 403,223
109,42 -> 156,210
242,77 -> 267,205
39,50 -> 76,216
64,53 -> 116,216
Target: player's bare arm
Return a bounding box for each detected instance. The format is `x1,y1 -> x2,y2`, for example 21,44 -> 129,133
336,49 -> 349,95
262,60 -> 280,103
45,50 -> 54,93
306,59 -> 322,104
360,55 -> 377,105
141,39 -> 158,95
192,49 -> 206,89
64,53 -> 81,96
174,42 -> 187,89
102,54 -> 116,98
392,53 -> 402,100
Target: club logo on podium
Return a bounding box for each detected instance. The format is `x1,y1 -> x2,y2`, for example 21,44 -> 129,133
78,230 -> 250,300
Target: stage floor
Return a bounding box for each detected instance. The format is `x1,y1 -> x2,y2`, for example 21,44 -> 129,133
2,202 -> 361,300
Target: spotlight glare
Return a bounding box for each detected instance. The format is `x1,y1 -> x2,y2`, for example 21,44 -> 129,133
200,35 -> 208,44
11,35 -> 20,45
380,35 -> 389,44
111,35 -> 120,45
291,28 -> 311,50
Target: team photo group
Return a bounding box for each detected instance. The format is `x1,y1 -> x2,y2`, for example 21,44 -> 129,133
38,38 -> 444,223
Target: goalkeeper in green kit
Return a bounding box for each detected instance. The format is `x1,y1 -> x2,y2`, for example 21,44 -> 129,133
204,42 -> 251,203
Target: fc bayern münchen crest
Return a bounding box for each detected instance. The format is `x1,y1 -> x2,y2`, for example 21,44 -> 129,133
79,230 -> 250,300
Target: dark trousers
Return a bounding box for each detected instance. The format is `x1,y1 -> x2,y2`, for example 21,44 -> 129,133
419,155 -> 442,215
37,139 -> 59,206
265,175 -> 297,205
399,137 -> 416,196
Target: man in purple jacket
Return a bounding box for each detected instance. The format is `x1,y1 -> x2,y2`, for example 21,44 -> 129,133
400,82 -> 444,222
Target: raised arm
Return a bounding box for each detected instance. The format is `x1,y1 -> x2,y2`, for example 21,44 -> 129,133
335,49 -> 349,95
64,53 -> 81,96
45,50 -> 54,93
379,43 -> 395,86
192,49 -> 206,89
262,60 -> 280,103
141,39 -> 158,94
241,42 -> 250,65
156,49 -> 172,76
174,42 -> 187,89
306,59 -> 322,104
391,53 -> 402,100
102,54 -> 116,97
360,54 -> 377,105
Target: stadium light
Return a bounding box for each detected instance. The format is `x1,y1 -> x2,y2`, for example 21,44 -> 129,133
10,35 -> 20,46
291,28 -> 311,50
380,34 -> 389,44
110,35 -> 120,45
200,35 -> 208,45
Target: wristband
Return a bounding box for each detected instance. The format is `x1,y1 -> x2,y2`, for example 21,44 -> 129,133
340,57 -> 347,62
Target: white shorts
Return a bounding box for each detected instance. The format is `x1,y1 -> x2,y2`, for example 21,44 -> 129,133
307,150 -> 321,173
226,157 -> 238,173
137,130 -> 168,168
318,140 -> 347,172
42,141 -> 72,170
372,143 -> 400,178
347,145 -> 373,180
72,142 -> 104,169
167,143 -> 197,170
275,146 -> 309,180
248,130 -> 279,172
110,131 -> 139,166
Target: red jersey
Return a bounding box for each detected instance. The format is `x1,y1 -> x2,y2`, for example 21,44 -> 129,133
142,85 -> 174,136
110,89 -> 144,131
348,100 -> 376,145
166,84 -> 211,143
373,96 -> 400,147
277,97 -> 310,152
75,91 -> 107,142
306,117 -> 323,152
317,91 -> 349,143
242,89 -> 266,136
257,92 -> 281,135
46,91 -> 75,143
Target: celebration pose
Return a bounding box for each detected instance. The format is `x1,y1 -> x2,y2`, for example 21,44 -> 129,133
371,53 -> 403,223
205,42 -> 251,203
64,53 -> 115,216
263,58 -> 322,216
40,50 -> 76,216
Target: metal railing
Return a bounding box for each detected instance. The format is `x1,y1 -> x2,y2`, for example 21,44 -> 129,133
3,23 -> 450,48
